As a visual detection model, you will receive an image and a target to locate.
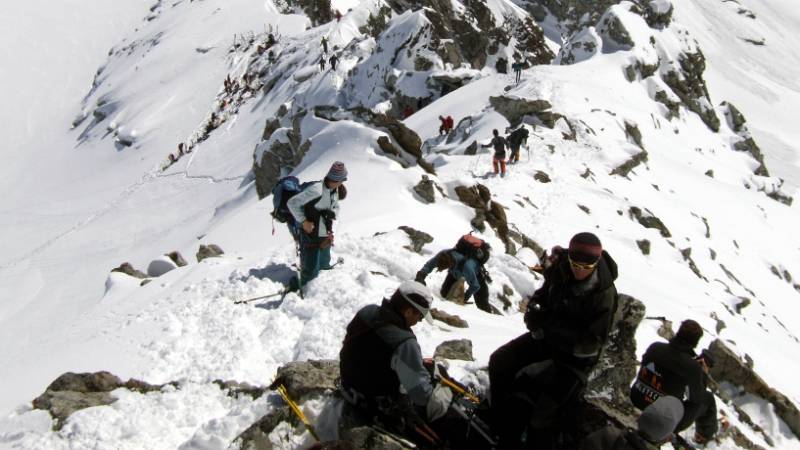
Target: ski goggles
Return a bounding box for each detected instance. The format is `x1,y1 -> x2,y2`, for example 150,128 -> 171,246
568,255 -> 598,271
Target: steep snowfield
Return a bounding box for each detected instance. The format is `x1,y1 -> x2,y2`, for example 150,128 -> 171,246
0,0 -> 799,448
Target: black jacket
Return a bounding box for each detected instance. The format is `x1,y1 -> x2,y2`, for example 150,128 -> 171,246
339,301 -> 415,399
580,427 -> 657,450
630,338 -> 706,431
524,249 -> 618,369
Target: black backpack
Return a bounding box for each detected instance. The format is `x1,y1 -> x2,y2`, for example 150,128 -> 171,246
508,127 -> 529,147
455,234 -> 491,265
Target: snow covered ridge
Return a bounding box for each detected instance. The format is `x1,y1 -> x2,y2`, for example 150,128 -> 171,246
2,0 -> 800,448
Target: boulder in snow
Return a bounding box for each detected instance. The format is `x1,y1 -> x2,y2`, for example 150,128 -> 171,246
430,308 -> 469,328
166,251 -> 188,267
110,262 -> 148,279
197,244 -> 225,262
434,339 -> 474,361
398,225 -> 433,254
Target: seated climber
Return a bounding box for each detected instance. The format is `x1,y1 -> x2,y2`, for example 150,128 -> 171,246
487,232 -> 619,449
338,281 -> 493,449
580,396 -> 684,450
630,319 -> 719,444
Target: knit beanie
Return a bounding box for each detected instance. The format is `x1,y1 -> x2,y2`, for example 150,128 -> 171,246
638,396 -> 684,443
568,232 -> 603,263
674,319 -> 703,349
326,161 -> 348,182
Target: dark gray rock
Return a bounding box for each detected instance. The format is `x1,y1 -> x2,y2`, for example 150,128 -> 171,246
430,308 -> 469,328
111,262 -> 148,279
197,244 -> 225,262
434,339 -> 474,361
270,359 -> 339,400
32,372 -> 162,430
398,225 -> 433,253
412,175 -> 436,204
624,121 -> 644,150
253,111 -> 310,199
628,206 -> 670,237
534,171 -> 551,183
661,50 -> 721,132
166,251 -> 188,267
597,9 -> 635,51
489,96 -> 552,128
636,239 -> 651,255
610,150 -> 648,177
234,406 -> 295,450
654,90 -> 680,119
644,0 -> 673,28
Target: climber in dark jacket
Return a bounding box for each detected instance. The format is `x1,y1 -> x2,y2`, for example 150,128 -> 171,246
415,248 -> 491,313
339,281 -> 469,447
580,396 -> 684,450
630,319 -> 719,443
482,129 -> 507,177
488,232 -> 619,449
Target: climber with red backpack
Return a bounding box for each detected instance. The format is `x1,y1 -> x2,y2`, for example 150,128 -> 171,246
414,234 -> 494,313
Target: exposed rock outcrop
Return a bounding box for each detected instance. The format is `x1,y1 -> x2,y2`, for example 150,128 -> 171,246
434,339 -> 474,361
489,96 -> 553,128
628,206 -> 671,238
32,372 -> 163,430
430,308 -> 469,328
197,244 -> 225,262
707,339 -> 800,441
398,226 -> 433,254
454,183 -> 511,253
111,262 -> 148,279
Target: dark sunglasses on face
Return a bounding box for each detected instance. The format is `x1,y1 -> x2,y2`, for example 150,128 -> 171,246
568,256 -> 598,271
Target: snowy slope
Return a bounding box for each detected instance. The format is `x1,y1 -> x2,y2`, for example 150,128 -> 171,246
1,0 -> 799,449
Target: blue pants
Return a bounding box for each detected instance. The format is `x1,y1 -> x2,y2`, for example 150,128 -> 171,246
298,232 -> 332,286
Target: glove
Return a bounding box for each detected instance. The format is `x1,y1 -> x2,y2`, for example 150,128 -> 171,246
415,271 -> 427,285
426,383 -> 453,422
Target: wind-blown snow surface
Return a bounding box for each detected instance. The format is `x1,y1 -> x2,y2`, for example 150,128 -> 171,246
0,0 -> 799,448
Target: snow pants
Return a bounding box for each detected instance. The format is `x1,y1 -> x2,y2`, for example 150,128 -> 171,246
488,333 -> 586,450
298,232 -> 332,286
440,272 -> 490,313
493,156 -> 506,176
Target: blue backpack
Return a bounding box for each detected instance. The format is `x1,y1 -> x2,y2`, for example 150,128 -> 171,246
271,176 -> 317,225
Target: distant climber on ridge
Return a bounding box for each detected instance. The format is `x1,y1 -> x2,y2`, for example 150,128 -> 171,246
415,234 -> 494,313
321,36 -> 328,54
286,161 -> 347,291
630,319 -> 720,445
512,60 -> 525,83
329,53 -> 339,71
506,125 -> 529,164
488,232 -> 619,449
482,129 -> 507,177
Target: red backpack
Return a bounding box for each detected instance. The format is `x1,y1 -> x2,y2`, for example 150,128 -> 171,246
455,234 -> 491,265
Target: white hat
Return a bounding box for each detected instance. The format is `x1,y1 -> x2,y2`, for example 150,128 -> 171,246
397,280 -> 434,324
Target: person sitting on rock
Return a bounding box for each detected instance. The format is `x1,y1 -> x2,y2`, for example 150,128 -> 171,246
487,232 -> 619,449
339,281 -> 491,448
415,236 -> 493,313
630,320 -> 719,444
286,161 -> 346,291
482,129 -> 507,177
580,396 -> 684,450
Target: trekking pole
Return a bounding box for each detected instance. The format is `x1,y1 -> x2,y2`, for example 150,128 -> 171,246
275,383 -> 321,442
234,289 -> 288,304
295,239 -> 304,300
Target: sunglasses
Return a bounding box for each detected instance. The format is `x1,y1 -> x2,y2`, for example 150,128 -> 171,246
568,256 -> 598,271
